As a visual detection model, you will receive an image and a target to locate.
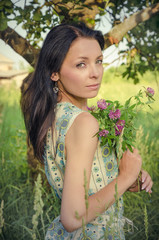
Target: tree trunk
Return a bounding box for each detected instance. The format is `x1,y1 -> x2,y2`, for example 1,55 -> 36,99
0,27 -> 39,67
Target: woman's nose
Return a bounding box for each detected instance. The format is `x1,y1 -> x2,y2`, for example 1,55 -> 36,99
89,64 -> 101,79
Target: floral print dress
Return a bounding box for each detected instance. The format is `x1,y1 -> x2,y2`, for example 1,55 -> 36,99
44,102 -> 125,240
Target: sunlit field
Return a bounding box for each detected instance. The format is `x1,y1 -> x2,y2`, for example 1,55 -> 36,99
0,67 -> 159,240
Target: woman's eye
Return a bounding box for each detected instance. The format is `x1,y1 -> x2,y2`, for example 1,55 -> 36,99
96,59 -> 103,64
76,63 -> 85,68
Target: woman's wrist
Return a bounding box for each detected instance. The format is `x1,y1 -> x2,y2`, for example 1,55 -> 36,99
117,174 -> 136,194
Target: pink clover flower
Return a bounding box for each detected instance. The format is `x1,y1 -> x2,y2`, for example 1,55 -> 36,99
99,129 -> 109,137
146,87 -> 155,97
109,109 -> 121,120
87,106 -> 96,111
115,120 -> 125,136
97,99 -> 107,110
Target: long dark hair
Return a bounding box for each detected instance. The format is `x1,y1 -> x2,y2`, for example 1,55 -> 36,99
21,22 -> 105,162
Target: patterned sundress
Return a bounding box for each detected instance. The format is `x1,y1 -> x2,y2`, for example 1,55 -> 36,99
44,102 -> 126,240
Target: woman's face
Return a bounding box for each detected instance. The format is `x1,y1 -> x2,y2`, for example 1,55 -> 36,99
57,37 -> 104,107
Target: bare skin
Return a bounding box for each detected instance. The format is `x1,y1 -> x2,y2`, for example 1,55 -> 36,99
51,37 -> 153,232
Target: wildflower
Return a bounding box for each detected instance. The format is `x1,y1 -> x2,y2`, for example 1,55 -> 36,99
87,105 -> 96,111
89,87 -> 155,152
109,109 -> 121,120
97,99 -> 107,110
146,87 -> 155,97
108,110 -> 114,119
115,120 -> 125,136
114,109 -> 121,119
99,129 -> 109,137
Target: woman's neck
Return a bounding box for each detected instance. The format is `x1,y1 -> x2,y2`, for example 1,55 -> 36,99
57,89 -> 88,111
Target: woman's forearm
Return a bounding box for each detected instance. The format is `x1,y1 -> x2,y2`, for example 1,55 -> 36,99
60,174 -> 132,232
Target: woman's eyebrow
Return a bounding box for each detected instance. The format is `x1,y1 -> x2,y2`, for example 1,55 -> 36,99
97,54 -> 103,59
77,54 -> 103,60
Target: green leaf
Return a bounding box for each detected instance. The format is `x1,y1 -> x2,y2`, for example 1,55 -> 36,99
82,4 -> 93,10
74,7 -> 84,10
33,12 -> 41,21
3,0 -> 13,7
0,12 -> 8,31
86,18 -> 95,26
108,138 -> 112,147
125,97 -> 131,107
107,2 -> 115,7
0,0 -> 5,8
127,144 -> 133,152
0,18 -> 7,30
127,104 -> 136,111
122,71 -> 128,78
5,7 -> 13,14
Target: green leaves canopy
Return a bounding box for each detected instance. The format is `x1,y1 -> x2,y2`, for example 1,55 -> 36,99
0,0 -> 159,82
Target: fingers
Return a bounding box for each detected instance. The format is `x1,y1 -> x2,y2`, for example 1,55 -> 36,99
127,180 -> 140,192
141,170 -> 153,193
123,149 -> 152,194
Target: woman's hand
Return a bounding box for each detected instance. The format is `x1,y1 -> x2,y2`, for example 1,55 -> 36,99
141,169 -> 153,193
128,169 -> 153,193
119,148 -> 142,186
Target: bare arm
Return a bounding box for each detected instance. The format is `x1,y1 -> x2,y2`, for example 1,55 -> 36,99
60,112 -> 142,232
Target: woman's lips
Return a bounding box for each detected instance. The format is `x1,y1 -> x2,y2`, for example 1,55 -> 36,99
87,83 -> 100,90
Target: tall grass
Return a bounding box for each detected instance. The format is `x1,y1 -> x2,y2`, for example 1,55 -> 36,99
124,126 -> 159,239
0,68 -> 159,239
0,82 -> 60,240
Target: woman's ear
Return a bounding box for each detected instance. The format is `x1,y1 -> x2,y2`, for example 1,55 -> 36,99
50,72 -> 60,81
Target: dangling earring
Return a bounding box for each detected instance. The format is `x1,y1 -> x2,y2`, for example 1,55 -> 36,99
53,81 -> 59,94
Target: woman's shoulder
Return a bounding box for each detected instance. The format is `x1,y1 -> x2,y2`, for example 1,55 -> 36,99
75,111 -> 98,124
56,102 -> 99,135
71,111 -> 99,136
65,111 -> 99,154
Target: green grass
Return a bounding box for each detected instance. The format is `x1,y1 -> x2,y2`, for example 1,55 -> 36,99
0,69 -> 159,240
0,82 -> 60,240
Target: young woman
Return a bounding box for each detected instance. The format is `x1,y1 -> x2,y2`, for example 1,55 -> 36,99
21,23 -> 153,239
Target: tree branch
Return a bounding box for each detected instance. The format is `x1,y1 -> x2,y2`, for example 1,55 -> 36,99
0,2 -> 158,66
104,3 -> 159,48
51,0 -> 103,26
0,0 -> 104,65
0,26 -> 39,67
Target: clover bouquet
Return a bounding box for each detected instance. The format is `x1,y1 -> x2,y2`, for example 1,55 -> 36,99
88,87 -> 155,159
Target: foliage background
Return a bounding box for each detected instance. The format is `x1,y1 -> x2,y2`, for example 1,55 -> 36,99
0,0 -> 159,81
0,66 -> 159,240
